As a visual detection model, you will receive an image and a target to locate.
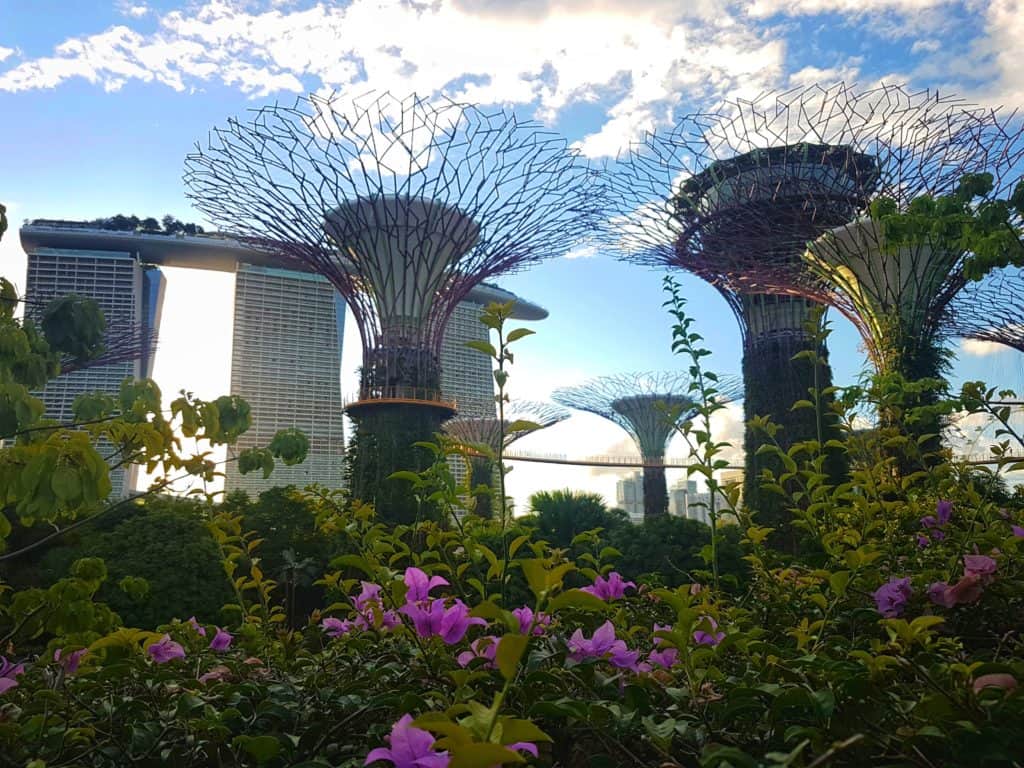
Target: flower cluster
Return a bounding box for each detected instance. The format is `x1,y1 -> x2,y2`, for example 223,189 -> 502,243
873,577 -> 913,618
580,571 -> 635,601
0,656 -> 24,695
928,554 -> 998,609
364,713 -> 537,768
146,622 -> 233,665
322,581 -> 401,637
918,500 -> 952,548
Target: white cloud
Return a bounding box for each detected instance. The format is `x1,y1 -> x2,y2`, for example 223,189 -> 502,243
746,0 -> 951,17
0,0 -> 794,154
0,46 -> 14,63
910,38 -> 941,54
961,338 -> 1010,357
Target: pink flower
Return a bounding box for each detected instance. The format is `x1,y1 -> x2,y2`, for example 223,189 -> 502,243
365,714 -> 450,768
322,617 -> 354,638
963,554 -> 997,580
929,572 -> 984,608
403,568 -> 449,604
648,647 -> 679,668
399,599 -> 486,645
456,636 -> 500,668
693,617 -> 725,647
936,500 -> 953,525
198,665 -> 232,684
146,635 -> 186,664
872,577 -> 912,618
511,606 -> 550,635
187,616 -> 207,637
973,673 -> 1018,694
1012,525 -> 1024,538
580,572 -> 635,601
209,627 -> 233,652
568,621 -> 641,671
355,581 -> 384,612
0,656 -> 24,695
53,647 -> 87,675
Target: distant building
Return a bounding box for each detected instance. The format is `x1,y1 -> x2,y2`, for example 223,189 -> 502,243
16,221 -> 546,499
669,477 -> 736,526
616,472 -> 644,525
223,264 -> 347,494
21,241 -> 165,497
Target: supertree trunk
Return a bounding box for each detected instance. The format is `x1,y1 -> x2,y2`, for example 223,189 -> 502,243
642,464 -> 669,522
468,456 -> 496,520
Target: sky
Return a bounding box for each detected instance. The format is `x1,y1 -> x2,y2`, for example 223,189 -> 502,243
1,0 -> 1023,512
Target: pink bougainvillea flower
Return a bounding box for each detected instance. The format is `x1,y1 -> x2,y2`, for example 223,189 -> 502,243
209,627 -> 233,652
505,742 -> 539,759
403,568 -> 449,604
456,636 -> 500,669
0,656 -> 25,695
648,647 -> 679,669
693,617 -> 725,647
512,606 -> 551,635
568,621 -> 641,671
963,554 -> 997,580
872,577 -> 912,618
936,500 -> 953,525
972,673 -> 1018,694
1012,525 -> 1024,538
354,581 -> 384,612
927,581 -> 957,609
322,617 -> 354,638
400,599 -> 486,645
917,534 -> 931,549
147,635 -> 186,664
929,572 -> 985,608
198,665 -> 232,684
53,647 -> 87,675
365,714 -> 450,768
580,572 -> 635,601
187,616 -> 207,637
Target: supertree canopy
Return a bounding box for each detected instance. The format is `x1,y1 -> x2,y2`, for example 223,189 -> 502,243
184,92 -> 599,522
603,83 -> 1024,516
443,400 -> 569,519
948,267 -> 1024,354
552,372 -> 742,522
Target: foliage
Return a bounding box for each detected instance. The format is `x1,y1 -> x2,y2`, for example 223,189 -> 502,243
2,236 -> 1024,766
527,489 -> 627,547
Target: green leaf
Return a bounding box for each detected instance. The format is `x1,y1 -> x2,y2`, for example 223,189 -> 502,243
450,743 -> 524,768
499,718 -> 552,745
505,327 -> 535,343
465,340 -> 497,358
234,735 -> 281,764
547,589 -> 607,613
496,633 -> 529,681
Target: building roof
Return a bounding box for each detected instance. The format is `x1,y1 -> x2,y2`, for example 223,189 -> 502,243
18,221 -> 547,320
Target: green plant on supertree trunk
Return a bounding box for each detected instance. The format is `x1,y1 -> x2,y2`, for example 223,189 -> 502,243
741,313 -> 847,549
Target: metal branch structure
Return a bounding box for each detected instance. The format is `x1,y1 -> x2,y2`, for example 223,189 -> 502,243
948,267 -> 1024,354
443,400 -> 569,518
602,82 -> 1024,519
184,91 -> 600,522
59,321 -> 159,376
552,372 -> 742,522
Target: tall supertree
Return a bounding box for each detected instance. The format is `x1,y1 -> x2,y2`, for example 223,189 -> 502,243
444,400 -> 569,519
552,372 -> 741,522
602,84 -> 880,519
948,267 -> 1024,354
604,83 -> 1024,510
184,92 -> 600,522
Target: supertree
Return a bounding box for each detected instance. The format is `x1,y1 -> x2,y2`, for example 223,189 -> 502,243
443,400 -> 569,519
59,321 -> 159,376
184,92 -> 600,523
947,267 -> 1024,354
552,372 -> 742,522
603,83 -> 1024,510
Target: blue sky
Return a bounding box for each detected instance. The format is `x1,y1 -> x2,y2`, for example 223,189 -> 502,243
2,0 -> 1022,509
